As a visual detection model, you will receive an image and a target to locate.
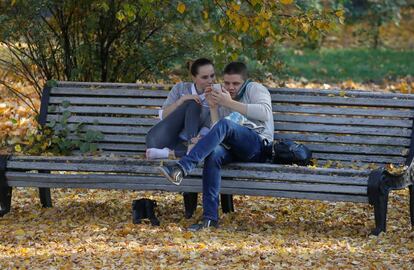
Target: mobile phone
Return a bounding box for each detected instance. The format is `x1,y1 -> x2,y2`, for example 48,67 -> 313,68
212,83 -> 222,92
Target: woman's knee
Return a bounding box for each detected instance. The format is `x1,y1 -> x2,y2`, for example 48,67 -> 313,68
145,128 -> 157,148
145,126 -> 164,148
183,100 -> 201,113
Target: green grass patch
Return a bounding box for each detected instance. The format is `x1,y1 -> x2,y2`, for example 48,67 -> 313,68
281,48 -> 414,82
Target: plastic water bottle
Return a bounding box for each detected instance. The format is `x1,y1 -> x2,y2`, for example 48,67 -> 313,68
225,112 -> 245,125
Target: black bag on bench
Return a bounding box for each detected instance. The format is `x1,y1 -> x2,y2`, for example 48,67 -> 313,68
272,139 -> 312,166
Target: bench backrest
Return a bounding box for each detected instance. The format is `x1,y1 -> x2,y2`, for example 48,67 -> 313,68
42,81 -> 414,168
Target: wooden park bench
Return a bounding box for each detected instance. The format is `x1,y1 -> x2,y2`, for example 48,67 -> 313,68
1,81 -> 413,235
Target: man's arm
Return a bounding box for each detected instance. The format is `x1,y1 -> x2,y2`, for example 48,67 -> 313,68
243,84 -> 272,121
210,88 -> 248,115
221,99 -> 247,115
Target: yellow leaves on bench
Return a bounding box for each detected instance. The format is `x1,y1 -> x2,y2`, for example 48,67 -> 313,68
384,163 -> 408,176
309,159 -> 380,170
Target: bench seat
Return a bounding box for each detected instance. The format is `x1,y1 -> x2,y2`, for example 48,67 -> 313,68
5,156 -> 369,203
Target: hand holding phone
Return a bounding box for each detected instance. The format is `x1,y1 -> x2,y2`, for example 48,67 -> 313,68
212,83 -> 222,92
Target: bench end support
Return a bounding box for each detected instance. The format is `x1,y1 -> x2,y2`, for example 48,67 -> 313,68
368,167 -> 413,235
410,186 -> 414,228
0,155 -> 12,217
0,187 -> 12,217
368,169 -> 390,235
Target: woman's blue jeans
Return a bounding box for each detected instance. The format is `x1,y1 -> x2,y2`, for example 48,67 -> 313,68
146,100 -> 202,157
178,119 -> 266,221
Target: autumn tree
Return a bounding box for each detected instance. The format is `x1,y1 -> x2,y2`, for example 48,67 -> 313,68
0,0 -> 343,103
343,0 -> 407,48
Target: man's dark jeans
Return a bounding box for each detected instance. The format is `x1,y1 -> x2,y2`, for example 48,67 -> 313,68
178,119 -> 266,221
146,100 -> 202,157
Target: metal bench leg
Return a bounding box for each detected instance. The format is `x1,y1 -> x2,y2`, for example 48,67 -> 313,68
221,194 -> 234,213
0,155 -> 12,217
0,187 -> 12,217
372,191 -> 389,236
410,185 -> 414,227
38,170 -> 52,208
39,188 -> 52,208
183,192 -> 198,219
368,169 -> 389,236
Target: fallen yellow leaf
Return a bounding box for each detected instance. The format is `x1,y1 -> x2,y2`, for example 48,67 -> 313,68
177,2 -> 186,14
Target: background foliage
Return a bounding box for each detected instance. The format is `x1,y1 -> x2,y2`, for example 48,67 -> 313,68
0,0 -> 413,155
0,0 -> 341,98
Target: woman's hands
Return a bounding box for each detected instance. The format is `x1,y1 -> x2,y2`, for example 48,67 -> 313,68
162,94 -> 201,119
177,94 -> 201,106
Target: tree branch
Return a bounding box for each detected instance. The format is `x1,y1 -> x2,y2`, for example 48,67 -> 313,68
0,79 -> 38,113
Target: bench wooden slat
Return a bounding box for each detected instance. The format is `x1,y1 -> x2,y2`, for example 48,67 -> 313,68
78,149 -> 406,164
90,142 -> 406,156
77,134 -> 146,143
54,105 -> 412,120
49,114 -> 411,130
6,178 -> 368,203
274,133 -> 410,147
47,115 -> 158,126
57,87 -> 412,101
95,143 -> 146,151
272,94 -> 414,108
8,156 -> 370,176
57,81 -> 168,89
67,124 -> 151,134
67,132 -> 410,147
77,133 -> 410,147
273,104 -> 414,118
49,97 -> 164,106
312,152 -> 405,163
5,172 -> 367,194
51,87 -> 169,97
271,87 -> 414,100
68,123 -> 410,138
91,141 -> 406,156
49,106 -> 159,116
49,114 -> 411,132
275,123 -> 411,137
53,81 -> 410,101
50,95 -> 414,108
5,162 -> 367,185
306,143 -> 407,156
274,114 -> 412,128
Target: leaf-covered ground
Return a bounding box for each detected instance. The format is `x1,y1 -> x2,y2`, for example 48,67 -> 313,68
0,188 -> 413,269
1,79 -> 414,269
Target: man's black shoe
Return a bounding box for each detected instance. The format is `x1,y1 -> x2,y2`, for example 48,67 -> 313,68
158,164 -> 184,185
188,219 -> 219,232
